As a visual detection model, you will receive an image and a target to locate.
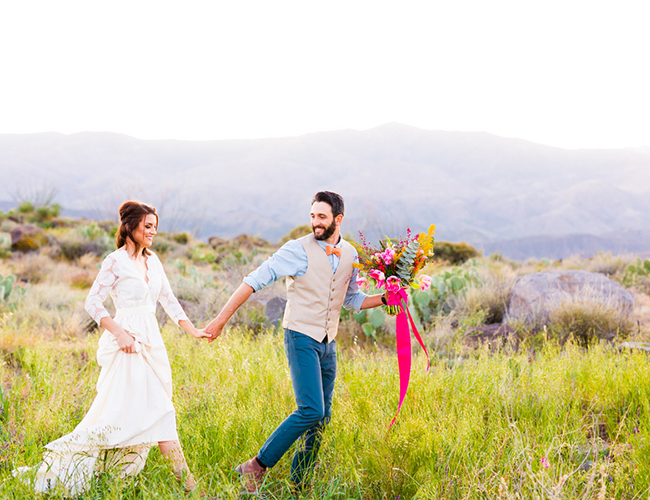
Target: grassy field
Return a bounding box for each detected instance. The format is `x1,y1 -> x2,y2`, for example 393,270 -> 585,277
3,326 -> 650,499
1,220 -> 650,498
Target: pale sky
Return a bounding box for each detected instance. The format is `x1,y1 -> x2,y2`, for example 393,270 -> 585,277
1,0 -> 648,149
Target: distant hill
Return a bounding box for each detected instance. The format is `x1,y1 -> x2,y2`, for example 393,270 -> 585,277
1,123 -> 649,259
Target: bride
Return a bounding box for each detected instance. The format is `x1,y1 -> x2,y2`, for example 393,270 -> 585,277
14,201 -> 209,494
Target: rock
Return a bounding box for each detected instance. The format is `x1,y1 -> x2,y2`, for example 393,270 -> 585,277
618,341 -> 650,352
208,236 -> 228,249
10,224 -> 47,252
506,270 -> 634,324
464,323 -> 518,349
0,219 -> 17,232
265,296 -> 287,328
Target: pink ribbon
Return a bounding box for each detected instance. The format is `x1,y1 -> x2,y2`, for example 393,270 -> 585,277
386,287 -> 430,429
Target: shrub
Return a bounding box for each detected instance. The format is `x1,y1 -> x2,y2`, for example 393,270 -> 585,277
434,241 -> 480,265
547,297 -> 632,346
56,224 -> 113,260
151,232 -> 184,256
279,225 -> 312,245
172,232 -> 190,244
12,251 -> 52,283
457,265 -> 515,325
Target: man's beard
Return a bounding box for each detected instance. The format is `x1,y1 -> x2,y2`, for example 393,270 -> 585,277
313,219 -> 337,241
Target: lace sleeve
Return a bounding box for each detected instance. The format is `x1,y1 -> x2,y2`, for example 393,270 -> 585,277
157,259 -> 189,325
85,254 -> 119,325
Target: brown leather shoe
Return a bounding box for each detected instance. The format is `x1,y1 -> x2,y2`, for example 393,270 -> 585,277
235,457 -> 267,493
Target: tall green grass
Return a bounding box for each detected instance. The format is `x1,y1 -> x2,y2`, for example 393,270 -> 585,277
3,326 -> 650,499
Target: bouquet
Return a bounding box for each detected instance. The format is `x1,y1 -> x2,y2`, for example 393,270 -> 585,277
353,224 -> 436,429
354,224 -> 436,315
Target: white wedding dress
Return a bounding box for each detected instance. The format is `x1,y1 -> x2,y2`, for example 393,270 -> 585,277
14,248 -> 188,494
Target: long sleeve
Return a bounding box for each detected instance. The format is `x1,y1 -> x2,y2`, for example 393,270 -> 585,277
157,264 -> 189,325
243,239 -> 308,291
85,255 -> 119,325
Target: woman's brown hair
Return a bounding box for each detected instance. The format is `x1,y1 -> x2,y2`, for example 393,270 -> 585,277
116,201 -> 158,256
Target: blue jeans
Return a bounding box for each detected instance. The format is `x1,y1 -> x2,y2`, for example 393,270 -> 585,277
257,329 -> 337,485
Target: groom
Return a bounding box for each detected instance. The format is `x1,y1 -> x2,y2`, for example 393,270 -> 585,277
204,191 -> 386,492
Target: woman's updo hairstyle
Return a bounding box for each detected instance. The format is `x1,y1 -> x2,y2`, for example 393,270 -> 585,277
116,201 -> 158,256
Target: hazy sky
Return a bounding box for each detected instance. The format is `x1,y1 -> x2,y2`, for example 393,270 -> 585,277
1,1 -> 648,149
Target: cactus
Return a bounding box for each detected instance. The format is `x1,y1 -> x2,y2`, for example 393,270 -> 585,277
411,265 -> 480,323
0,273 -> 27,309
0,274 -> 15,301
624,258 -> 650,287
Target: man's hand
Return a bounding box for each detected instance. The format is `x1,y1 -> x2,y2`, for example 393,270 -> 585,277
205,320 -> 225,343
203,283 -> 255,343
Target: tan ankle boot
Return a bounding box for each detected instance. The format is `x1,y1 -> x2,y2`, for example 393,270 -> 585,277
235,457 -> 267,493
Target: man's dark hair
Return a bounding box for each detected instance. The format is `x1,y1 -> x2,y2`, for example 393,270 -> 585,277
312,191 -> 345,218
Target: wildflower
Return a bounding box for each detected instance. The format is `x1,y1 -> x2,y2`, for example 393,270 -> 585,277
541,457 -> 550,469
419,275 -> 432,291
368,269 -> 386,288
385,276 -> 402,292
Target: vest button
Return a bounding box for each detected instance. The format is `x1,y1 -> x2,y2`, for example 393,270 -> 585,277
332,288 -> 335,292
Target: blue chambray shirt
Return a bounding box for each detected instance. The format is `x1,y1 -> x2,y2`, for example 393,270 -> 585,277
243,236 -> 367,313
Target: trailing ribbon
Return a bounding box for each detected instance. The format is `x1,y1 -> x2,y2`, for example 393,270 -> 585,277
386,287 -> 430,429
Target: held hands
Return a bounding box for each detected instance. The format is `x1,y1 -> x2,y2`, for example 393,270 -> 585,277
204,320 -> 225,343
189,327 -> 211,340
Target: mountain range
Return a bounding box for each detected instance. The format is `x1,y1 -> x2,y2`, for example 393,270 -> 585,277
1,123 -> 649,260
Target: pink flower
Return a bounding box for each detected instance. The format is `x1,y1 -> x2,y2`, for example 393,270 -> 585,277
380,246 -> 396,265
357,276 -> 367,290
541,457 -> 550,469
419,275 -> 432,291
385,275 -> 402,292
368,269 -> 386,288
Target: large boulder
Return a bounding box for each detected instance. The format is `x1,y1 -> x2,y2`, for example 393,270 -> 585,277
11,224 -> 47,252
265,296 -> 287,328
506,270 -> 634,325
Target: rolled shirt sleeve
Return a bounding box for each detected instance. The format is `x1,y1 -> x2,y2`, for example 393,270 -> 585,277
243,239 -> 308,291
244,238 -> 368,313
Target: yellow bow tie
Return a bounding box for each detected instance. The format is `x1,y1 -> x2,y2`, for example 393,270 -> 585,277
326,245 -> 341,258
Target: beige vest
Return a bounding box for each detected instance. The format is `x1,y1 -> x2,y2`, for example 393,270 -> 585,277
282,234 -> 354,342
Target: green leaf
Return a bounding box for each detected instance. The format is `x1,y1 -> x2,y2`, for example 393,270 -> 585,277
438,281 -> 446,295
414,291 -> 431,308
644,260 -> 650,273
450,276 -> 464,292
0,285 -> 5,301
368,308 -> 386,328
354,311 -> 367,323
362,322 -> 376,338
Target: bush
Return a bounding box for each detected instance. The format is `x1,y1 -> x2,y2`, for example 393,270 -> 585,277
434,241 -> 480,265
172,232 -> 190,245
279,225 -> 312,245
547,297 -> 632,346
56,224 -> 113,260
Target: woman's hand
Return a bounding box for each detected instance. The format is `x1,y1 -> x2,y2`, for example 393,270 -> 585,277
178,319 -> 211,340
115,329 -> 137,353
189,327 -> 211,339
